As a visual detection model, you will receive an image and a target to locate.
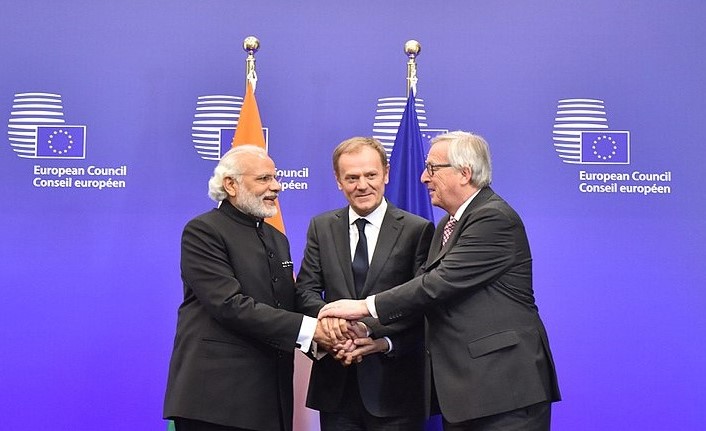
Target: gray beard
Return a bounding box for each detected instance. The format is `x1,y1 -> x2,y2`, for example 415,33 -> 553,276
235,189 -> 278,219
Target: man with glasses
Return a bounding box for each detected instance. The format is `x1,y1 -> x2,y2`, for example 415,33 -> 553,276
296,137 -> 434,431
319,132 -> 561,431
164,145 -> 344,431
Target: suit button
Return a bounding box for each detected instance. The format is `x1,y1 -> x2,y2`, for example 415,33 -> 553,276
268,251 -> 275,258
276,301 -> 281,307
272,276 -> 279,282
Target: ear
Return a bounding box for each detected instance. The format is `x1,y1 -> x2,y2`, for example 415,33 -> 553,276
383,164 -> 390,184
223,176 -> 238,197
334,171 -> 343,190
460,167 -> 473,185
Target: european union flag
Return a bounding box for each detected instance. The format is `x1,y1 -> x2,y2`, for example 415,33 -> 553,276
386,91 -> 434,221
580,131 -> 630,164
36,126 -> 86,159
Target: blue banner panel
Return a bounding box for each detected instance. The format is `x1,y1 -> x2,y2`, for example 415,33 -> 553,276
1,1 -> 705,431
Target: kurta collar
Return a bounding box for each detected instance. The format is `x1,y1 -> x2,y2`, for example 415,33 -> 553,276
218,199 -> 264,228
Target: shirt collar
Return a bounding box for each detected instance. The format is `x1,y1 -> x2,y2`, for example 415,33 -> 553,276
452,189 -> 481,221
348,198 -> 387,229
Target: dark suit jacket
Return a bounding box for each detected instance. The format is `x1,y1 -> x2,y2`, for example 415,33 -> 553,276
374,187 -> 561,423
163,200 -> 304,431
296,203 -> 434,417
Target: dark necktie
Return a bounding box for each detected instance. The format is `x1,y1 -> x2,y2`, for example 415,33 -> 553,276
352,218 -> 369,297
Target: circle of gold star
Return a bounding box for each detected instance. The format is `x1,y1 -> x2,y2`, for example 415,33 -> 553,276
591,135 -> 618,160
47,129 -> 74,155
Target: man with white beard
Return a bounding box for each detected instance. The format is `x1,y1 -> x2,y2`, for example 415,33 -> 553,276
164,145 -> 343,431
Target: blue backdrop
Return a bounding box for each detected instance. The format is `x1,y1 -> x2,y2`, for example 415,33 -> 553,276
1,1 -> 705,430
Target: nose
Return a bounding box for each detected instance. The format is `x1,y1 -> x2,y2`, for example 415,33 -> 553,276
420,169 -> 430,184
271,178 -> 282,191
355,178 -> 369,189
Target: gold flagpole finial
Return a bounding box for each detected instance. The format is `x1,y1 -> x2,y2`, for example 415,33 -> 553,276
243,36 -> 260,92
404,40 -> 421,97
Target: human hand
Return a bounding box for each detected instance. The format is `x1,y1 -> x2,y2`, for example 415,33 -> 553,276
336,337 -> 389,366
327,321 -> 367,359
313,317 -> 350,352
346,321 -> 368,339
324,320 -> 369,353
318,299 -> 370,320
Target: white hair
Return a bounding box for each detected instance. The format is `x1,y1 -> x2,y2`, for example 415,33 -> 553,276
207,145 -> 268,201
432,131 -> 492,188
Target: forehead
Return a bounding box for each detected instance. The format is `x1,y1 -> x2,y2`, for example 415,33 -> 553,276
241,153 -> 275,172
338,147 -> 384,172
427,141 -> 449,161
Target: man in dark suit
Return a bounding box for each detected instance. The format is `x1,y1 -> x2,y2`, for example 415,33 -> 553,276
319,131 -> 561,430
163,145 -> 341,431
296,137 -> 434,431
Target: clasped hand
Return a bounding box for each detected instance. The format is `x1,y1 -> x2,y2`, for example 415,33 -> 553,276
313,317 -> 388,366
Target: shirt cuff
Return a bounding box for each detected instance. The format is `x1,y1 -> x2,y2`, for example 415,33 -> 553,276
297,315 -> 318,353
366,295 -> 378,319
383,336 -> 393,354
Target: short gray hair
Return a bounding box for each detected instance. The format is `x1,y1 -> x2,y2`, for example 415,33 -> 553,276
431,131 -> 492,188
207,145 -> 268,201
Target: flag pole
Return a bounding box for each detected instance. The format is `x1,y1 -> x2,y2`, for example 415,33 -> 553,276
232,36 -> 286,232
386,39 -> 435,222
243,36 -> 259,93
404,40 -> 421,97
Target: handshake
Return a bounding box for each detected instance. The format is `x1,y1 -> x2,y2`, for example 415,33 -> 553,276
312,315 -> 387,366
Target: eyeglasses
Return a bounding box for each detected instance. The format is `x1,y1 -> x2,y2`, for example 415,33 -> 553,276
253,173 -> 282,185
425,162 -> 453,177
237,173 -> 282,185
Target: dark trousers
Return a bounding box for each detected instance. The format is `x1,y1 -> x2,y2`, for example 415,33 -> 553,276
174,418 -> 257,431
442,401 -> 552,431
319,366 -> 424,431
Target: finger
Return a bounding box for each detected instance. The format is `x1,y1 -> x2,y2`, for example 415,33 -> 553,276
321,317 -> 344,342
337,318 -> 353,340
331,317 -> 346,341
320,317 -> 337,343
343,351 -> 359,366
317,301 -> 339,318
347,337 -> 388,358
332,338 -> 353,352
347,321 -> 367,339
353,337 -> 374,346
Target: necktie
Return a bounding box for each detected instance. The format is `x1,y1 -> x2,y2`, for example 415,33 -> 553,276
442,216 -> 457,247
352,218 -> 369,297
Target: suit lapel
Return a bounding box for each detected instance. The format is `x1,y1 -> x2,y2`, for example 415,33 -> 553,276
364,207 -> 403,295
330,209 -> 357,297
425,216 -> 446,268
426,187 -> 495,269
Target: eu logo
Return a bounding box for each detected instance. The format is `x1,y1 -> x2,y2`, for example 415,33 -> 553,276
36,126 -> 86,159
580,131 -> 630,164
